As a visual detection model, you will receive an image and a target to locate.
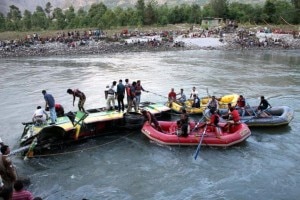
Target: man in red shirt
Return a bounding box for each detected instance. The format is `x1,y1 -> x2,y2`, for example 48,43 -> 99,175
168,88 -> 176,102
55,104 -> 64,117
236,95 -> 246,116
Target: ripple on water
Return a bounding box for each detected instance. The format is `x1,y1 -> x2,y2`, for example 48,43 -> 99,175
1,50 -> 299,199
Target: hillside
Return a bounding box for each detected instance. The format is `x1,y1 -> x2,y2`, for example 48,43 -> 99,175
0,0 -> 265,15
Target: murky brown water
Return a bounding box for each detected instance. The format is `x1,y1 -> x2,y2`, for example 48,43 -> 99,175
0,49 -> 299,199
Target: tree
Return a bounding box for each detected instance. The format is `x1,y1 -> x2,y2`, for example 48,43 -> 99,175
32,6 -> 49,30
168,5 -> 184,24
113,7 -> 124,26
7,5 -> 22,21
291,0 -> 300,9
209,0 -> 229,18
45,2 -> 52,19
100,10 -> 117,28
76,8 -> 89,27
0,13 -> 6,31
156,3 -> 169,25
22,10 -> 32,30
188,4 -> 202,24
135,0 -> 145,25
274,0 -> 294,24
290,0 -> 300,23
144,0 -> 157,25
202,4 -> 213,18
6,5 -> 22,30
228,2 -> 256,23
125,7 -> 140,26
65,6 -> 76,28
52,7 -> 66,29
87,3 -> 107,27
263,0 -> 276,23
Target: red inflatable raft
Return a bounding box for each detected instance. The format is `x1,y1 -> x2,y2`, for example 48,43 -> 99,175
141,121 -> 251,147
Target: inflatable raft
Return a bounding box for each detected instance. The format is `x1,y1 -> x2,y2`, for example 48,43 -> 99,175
167,94 -> 239,114
141,121 -> 251,147
219,106 -> 294,127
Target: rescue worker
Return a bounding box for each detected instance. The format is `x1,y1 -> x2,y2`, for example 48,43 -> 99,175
141,110 -> 162,131
67,88 -> 86,112
135,80 -> 148,110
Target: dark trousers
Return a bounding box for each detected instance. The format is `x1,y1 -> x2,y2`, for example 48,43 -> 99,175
117,94 -> 124,111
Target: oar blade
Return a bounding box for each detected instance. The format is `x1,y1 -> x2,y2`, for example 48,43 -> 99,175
193,125 -> 207,160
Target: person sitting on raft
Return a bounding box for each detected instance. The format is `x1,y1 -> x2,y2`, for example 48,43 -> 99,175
206,95 -> 219,111
226,107 -> 241,132
176,88 -> 186,105
176,109 -> 189,137
256,96 -> 272,117
221,103 -> 233,119
206,108 -> 221,138
192,94 -> 200,108
235,95 -> 246,117
204,95 -> 219,120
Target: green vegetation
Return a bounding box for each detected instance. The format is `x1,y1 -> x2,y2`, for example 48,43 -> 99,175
0,0 -> 299,33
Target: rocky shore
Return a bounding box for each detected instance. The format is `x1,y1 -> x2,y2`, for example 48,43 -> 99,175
0,29 -> 299,58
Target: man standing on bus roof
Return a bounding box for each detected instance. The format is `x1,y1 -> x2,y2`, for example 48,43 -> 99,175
42,90 -> 56,124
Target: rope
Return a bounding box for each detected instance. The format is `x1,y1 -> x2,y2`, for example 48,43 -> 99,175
15,131 -> 135,158
262,19 -> 272,27
280,16 -> 297,27
147,91 -> 168,99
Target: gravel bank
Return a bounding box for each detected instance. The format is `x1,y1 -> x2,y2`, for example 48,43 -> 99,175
1,31 -> 299,58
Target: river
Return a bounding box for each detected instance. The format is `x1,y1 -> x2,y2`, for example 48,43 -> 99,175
0,49 -> 299,199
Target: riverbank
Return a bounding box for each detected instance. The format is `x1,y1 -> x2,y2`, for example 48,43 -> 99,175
0,27 -> 299,58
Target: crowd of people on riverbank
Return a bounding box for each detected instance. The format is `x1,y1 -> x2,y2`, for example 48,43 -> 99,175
0,25 -> 299,58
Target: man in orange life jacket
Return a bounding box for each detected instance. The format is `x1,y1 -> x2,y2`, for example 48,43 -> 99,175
207,108 -> 222,138
235,95 -> 246,117
226,107 -> 241,132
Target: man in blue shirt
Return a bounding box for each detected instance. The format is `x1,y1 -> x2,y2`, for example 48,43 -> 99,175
116,79 -> 125,112
177,88 -> 186,105
42,90 -> 56,124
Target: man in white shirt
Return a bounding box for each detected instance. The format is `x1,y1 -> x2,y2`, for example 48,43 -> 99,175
106,81 -> 117,110
190,86 -> 198,99
32,106 -> 48,124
